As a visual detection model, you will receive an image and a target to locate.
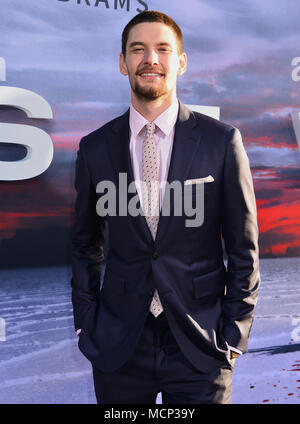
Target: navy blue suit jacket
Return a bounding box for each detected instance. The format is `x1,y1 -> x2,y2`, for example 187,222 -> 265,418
71,101 -> 260,373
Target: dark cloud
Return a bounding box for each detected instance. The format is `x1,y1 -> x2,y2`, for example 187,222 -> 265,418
272,168 -> 300,181
259,228 -> 300,257
255,189 -> 283,200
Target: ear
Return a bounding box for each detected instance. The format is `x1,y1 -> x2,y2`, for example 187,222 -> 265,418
119,52 -> 128,76
177,52 -> 187,76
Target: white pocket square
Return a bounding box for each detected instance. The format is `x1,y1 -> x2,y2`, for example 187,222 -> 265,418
184,175 -> 215,185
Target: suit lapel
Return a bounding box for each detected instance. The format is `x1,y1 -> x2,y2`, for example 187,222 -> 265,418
109,108 -> 131,180
155,101 -> 202,244
109,108 -> 153,242
108,101 -> 203,244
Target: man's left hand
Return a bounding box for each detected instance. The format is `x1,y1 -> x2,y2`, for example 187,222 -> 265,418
230,350 -> 240,361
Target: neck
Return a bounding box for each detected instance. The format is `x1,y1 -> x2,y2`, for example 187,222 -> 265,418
131,90 -> 177,122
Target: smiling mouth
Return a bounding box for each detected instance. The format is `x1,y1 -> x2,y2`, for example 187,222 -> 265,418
138,72 -> 164,80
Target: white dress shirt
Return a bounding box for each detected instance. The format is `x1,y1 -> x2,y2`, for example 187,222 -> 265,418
129,99 -> 179,211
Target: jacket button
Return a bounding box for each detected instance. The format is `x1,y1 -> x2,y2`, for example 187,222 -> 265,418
152,251 -> 159,260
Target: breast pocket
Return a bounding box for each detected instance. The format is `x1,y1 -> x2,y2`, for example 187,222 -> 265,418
187,181 -> 216,200
183,182 -> 216,227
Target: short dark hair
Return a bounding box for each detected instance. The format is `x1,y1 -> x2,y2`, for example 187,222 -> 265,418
121,10 -> 183,57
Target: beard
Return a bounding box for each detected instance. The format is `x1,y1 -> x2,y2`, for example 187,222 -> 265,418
130,76 -> 168,101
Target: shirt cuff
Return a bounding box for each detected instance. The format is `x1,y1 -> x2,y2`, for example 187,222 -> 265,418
76,329 -> 81,336
228,345 -> 243,355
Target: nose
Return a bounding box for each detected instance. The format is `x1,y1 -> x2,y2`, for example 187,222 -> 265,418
144,49 -> 159,66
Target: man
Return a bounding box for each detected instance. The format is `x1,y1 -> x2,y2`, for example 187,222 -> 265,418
71,10 -> 260,404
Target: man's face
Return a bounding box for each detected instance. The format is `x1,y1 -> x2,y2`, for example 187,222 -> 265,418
120,22 -> 187,101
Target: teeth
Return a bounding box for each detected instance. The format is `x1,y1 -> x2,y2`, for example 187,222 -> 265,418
140,73 -> 161,76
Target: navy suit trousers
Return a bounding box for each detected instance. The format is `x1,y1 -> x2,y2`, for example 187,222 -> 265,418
92,311 -> 233,404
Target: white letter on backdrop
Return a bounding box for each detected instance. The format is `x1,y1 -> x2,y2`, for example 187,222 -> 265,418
0,86 -> 53,181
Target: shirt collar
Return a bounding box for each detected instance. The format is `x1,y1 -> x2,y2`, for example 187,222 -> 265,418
129,99 -> 179,138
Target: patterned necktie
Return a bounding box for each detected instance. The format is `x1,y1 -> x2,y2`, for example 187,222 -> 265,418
142,122 -> 163,318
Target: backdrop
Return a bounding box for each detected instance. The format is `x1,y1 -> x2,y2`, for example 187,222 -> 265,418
0,0 -> 299,404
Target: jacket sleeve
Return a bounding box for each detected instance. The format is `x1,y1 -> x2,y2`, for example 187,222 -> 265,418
221,128 -> 260,352
70,137 -> 106,331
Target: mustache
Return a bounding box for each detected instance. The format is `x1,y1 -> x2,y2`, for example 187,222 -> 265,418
136,68 -> 165,75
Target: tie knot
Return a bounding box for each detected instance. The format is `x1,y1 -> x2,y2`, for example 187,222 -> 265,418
146,122 -> 155,137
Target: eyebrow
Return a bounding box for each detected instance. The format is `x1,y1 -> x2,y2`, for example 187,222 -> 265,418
128,41 -> 173,49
